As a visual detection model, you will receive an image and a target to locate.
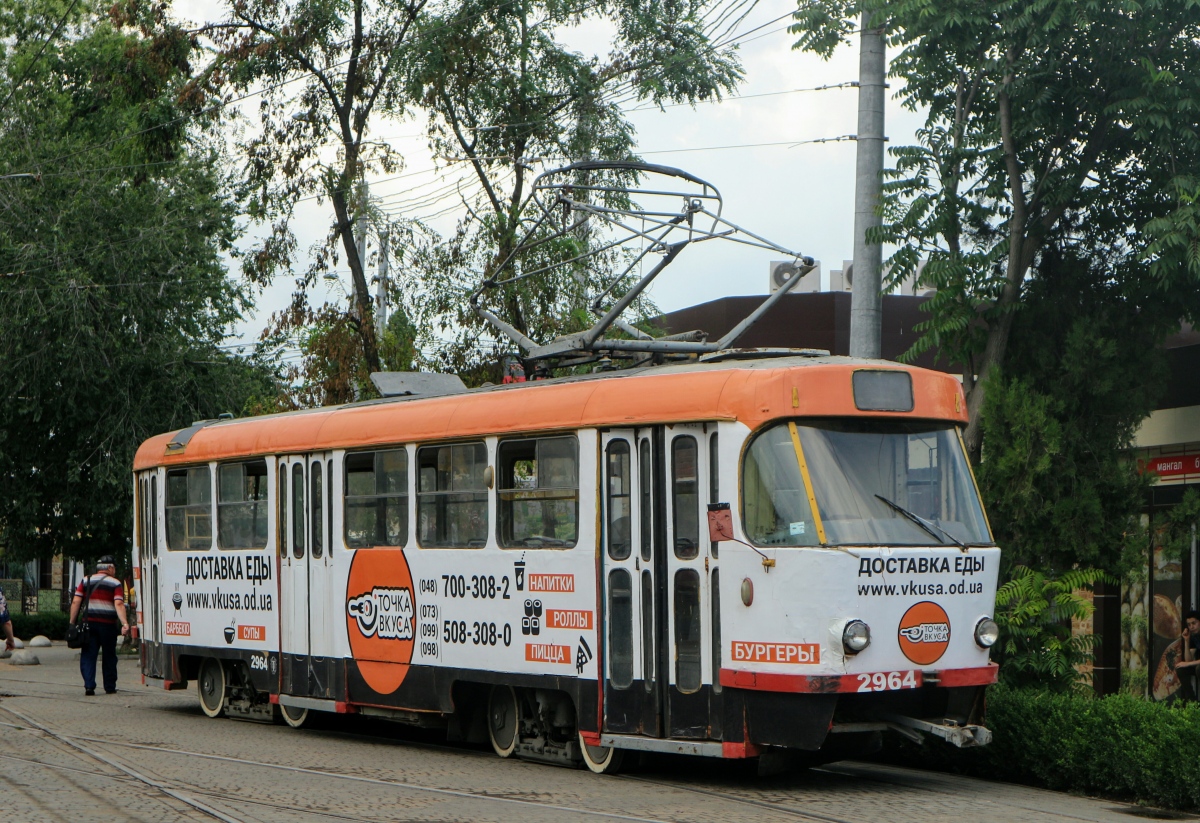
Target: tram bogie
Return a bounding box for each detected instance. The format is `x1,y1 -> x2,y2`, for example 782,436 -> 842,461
132,356 -> 1000,768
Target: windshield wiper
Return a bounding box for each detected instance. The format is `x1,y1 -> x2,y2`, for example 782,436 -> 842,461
874,494 -> 966,549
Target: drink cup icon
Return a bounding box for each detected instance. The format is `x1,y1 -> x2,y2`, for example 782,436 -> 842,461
514,561 -> 525,591
224,626 -> 235,644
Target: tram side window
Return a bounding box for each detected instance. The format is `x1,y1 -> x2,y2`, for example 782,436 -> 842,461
639,439 -> 652,562
672,436 -> 700,559
165,466 -> 213,551
608,569 -> 634,689
417,442 -> 488,548
709,432 -> 719,558
606,441 -> 632,560
217,460 -> 268,550
674,568 -> 702,693
742,426 -> 819,547
344,449 -> 408,549
497,436 -> 578,549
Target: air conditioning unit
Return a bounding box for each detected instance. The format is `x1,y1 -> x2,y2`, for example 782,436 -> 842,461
894,259 -> 934,296
829,258 -> 936,295
769,260 -> 821,294
828,259 -> 854,292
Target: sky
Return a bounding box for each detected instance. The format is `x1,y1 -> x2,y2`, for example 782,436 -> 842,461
169,0 -> 926,350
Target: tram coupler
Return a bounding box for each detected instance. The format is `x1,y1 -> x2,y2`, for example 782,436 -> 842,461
880,713 -> 993,748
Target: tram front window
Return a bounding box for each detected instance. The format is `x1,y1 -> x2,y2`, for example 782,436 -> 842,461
742,420 -> 991,547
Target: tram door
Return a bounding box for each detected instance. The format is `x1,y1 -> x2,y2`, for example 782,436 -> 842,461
139,471 -> 163,673
662,423 -> 717,739
279,455 -> 311,695
600,429 -> 660,736
306,454 -> 335,697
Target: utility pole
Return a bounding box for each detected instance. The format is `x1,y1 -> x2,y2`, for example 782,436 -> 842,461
376,227 -> 389,338
849,12 -> 886,360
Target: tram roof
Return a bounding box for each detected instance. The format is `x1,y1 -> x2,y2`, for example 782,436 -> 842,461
133,355 -> 968,470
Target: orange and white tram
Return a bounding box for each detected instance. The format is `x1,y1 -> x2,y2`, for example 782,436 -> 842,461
132,355 -> 1000,772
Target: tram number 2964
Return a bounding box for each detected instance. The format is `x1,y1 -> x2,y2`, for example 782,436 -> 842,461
856,670 -> 920,692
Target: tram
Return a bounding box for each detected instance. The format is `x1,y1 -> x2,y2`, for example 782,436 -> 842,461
132,354 -> 1000,772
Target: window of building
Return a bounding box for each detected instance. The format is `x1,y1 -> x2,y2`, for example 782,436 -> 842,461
217,460 -> 269,550
344,449 -> 408,549
166,466 -> 212,551
497,436 -> 578,548
417,442 -> 488,548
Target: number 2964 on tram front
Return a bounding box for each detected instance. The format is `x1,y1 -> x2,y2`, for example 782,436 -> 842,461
132,354 -> 1000,773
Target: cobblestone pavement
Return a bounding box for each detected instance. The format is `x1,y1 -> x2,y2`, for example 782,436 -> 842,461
0,647 -> 1175,823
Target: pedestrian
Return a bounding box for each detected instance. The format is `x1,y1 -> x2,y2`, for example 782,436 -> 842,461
0,589 -> 14,652
68,556 -> 130,696
1175,609 -> 1200,699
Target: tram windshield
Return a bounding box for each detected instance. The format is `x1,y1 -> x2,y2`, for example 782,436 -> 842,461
742,419 -> 991,547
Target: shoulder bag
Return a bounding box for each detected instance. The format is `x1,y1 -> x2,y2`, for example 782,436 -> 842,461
66,580 -> 96,649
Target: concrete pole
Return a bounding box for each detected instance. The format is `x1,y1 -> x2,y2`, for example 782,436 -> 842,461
849,12 -> 886,360
376,228 -> 389,338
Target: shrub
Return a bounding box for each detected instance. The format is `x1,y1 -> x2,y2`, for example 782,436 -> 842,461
884,685 -> 1200,810
11,612 -> 71,641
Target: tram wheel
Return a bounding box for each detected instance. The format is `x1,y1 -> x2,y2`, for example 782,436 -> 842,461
578,731 -> 625,775
280,703 -> 309,729
197,658 -> 226,718
487,685 -> 519,758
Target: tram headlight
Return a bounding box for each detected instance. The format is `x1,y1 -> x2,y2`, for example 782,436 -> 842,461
974,616 -> 999,649
842,620 -> 871,654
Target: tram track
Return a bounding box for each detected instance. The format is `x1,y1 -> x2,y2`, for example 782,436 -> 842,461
1,705 -> 248,823
0,696 -> 851,823
0,682 -> 1143,823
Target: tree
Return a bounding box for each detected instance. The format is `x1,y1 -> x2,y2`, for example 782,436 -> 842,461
193,0 -> 433,377
399,0 -> 742,378
0,1 -> 278,563
792,0 -> 1200,459
194,0 -> 745,388
976,251 -> 1169,574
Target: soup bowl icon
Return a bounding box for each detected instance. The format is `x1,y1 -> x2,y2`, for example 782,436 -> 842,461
223,626 -> 236,644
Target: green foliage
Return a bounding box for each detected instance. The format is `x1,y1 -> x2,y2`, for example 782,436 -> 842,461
792,0 -> 1200,460
976,253 -> 1166,574
888,685 -> 1200,811
11,612 -> 70,641
0,1 -> 279,564
397,0 -> 742,378
993,566 -> 1106,692
1156,489 -> 1200,564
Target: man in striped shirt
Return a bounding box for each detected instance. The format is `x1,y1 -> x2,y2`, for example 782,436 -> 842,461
69,556 -> 130,695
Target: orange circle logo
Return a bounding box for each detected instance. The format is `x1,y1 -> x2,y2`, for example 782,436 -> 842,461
897,601 -> 951,665
345,549 -> 416,695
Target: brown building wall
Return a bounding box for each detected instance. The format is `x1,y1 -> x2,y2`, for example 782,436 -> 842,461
651,292 -> 952,372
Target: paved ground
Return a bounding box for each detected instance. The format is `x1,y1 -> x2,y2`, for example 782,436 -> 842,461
0,646 -> 1184,823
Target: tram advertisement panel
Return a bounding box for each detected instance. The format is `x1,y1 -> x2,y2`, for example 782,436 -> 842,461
720,546 -> 1000,678
164,551 -> 278,649
343,547 -> 599,695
